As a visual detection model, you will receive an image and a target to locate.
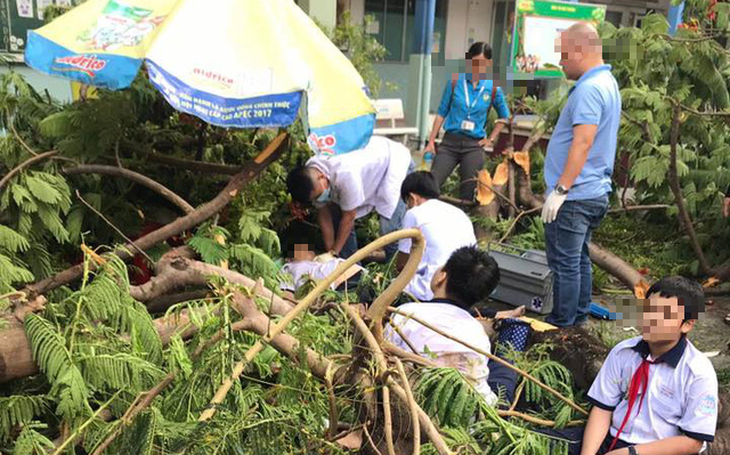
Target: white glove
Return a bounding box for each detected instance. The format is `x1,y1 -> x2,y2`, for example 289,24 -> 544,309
541,190 -> 568,224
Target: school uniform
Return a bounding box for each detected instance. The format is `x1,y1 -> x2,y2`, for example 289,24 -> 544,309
550,335 -> 719,455
308,136 -> 413,258
385,299 -> 525,406
431,73 -> 510,201
397,199 -> 477,301
279,259 -> 363,292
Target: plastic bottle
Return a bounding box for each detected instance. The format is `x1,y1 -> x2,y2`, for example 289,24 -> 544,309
419,151 -> 434,171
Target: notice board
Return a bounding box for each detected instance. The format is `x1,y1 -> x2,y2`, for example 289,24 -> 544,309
1,0 -> 72,58
511,0 -> 606,79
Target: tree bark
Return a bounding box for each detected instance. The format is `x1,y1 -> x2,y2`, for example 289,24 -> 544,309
62,164 -> 194,214
23,132 -> 288,298
668,105 -> 710,274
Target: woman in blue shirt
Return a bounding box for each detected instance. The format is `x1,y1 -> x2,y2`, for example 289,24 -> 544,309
423,42 -> 510,201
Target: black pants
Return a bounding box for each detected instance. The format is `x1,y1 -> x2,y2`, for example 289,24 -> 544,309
537,427 -> 632,455
487,358 -> 519,405
431,132 -> 485,201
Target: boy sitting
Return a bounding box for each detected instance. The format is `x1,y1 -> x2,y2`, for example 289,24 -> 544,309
385,245 -> 527,406
576,276 -> 718,455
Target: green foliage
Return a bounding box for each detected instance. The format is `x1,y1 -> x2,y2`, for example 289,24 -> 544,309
601,9 -> 730,267
0,396 -> 49,443
328,12 -> 388,97
11,422 -> 55,455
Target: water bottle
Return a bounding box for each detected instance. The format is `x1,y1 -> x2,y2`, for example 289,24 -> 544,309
420,151 -> 434,171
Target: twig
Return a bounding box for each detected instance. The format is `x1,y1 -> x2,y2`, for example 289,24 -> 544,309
509,379 -> 526,412
0,150 -> 58,192
55,391 -> 121,455
63,164 -> 195,214
438,195 -> 477,208
497,206 -> 542,244
395,358 -> 420,455
327,423 -> 366,442
382,386 -> 397,455
679,103 -> 730,118
363,427 -> 386,455
75,190 -> 154,264
325,362 -> 339,440
388,321 -> 419,354
10,123 -> 38,156
387,307 -> 588,416
497,410 -> 584,428
148,153 -> 242,175
383,343 -> 439,368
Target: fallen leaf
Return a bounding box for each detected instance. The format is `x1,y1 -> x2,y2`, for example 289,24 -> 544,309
703,277 -> 720,288
476,169 -> 495,206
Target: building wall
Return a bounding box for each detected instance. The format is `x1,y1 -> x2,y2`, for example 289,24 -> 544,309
0,63 -> 73,104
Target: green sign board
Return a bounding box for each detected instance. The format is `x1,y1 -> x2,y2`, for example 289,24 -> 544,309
1,0 -> 71,59
511,0 -> 606,79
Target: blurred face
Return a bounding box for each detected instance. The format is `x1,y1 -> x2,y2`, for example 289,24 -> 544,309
308,171 -> 330,202
292,243 -> 315,262
557,34 -> 581,80
640,296 -> 693,343
468,54 -> 492,78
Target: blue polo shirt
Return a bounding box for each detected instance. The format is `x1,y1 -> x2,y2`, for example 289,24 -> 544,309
544,64 -> 621,201
436,73 -> 510,139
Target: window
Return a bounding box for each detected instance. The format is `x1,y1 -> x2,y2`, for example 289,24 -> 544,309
364,0 -> 448,63
491,0 -> 516,69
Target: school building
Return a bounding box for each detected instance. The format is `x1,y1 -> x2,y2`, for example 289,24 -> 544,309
4,0 -> 674,127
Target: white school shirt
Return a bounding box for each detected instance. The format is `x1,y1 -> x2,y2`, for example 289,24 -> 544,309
587,336 -> 718,446
309,136 -> 412,220
385,301 -> 498,406
397,199 -> 477,301
279,259 -> 362,292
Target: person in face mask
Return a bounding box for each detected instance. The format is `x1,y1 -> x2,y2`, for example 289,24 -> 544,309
287,136 -> 414,260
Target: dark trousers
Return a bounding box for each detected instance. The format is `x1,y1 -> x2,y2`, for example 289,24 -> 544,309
537,427 -> 632,455
487,358 -> 519,405
431,132 -> 485,201
544,195 -> 609,327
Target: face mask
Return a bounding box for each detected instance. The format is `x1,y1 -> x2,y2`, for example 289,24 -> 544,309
316,187 -> 331,203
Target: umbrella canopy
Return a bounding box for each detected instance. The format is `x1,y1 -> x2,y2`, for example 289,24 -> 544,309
25,0 -> 375,155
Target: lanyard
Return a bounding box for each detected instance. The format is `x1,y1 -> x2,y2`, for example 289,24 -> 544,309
463,79 -> 487,118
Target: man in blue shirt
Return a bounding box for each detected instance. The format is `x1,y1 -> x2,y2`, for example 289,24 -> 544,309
541,23 -> 621,327
424,42 -> 511,201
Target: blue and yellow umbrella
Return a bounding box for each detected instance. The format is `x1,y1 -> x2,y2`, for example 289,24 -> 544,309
25,0 -> 375,155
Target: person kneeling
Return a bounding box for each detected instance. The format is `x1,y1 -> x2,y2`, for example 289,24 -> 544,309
385,245 -> 529,406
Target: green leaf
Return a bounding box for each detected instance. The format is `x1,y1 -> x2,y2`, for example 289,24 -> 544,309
0,225 -> 30,253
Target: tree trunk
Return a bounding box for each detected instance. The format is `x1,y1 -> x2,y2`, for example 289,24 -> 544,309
23,133 -> 288,299
668,105 -> 711,274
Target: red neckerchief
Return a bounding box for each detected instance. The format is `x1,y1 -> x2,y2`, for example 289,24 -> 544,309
608,357 -> 656,451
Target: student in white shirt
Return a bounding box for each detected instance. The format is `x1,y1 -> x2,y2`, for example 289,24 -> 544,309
544,276 -> 719,455
396,171 -> 478,301
286,136 -> 413,260
386,246 -> 529,406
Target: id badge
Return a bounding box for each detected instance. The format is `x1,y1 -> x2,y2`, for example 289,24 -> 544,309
461,119 -> 476,131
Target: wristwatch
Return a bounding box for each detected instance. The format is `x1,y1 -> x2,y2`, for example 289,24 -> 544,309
554,184 -> 570,196
628,446 -> 638,455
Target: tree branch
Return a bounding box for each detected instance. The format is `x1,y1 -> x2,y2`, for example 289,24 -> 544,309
24,132 -> 288,298
668,104 -> 710,273
63,164 -> 195,214
0,150 -> 58,192
147,154 -> 242,175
